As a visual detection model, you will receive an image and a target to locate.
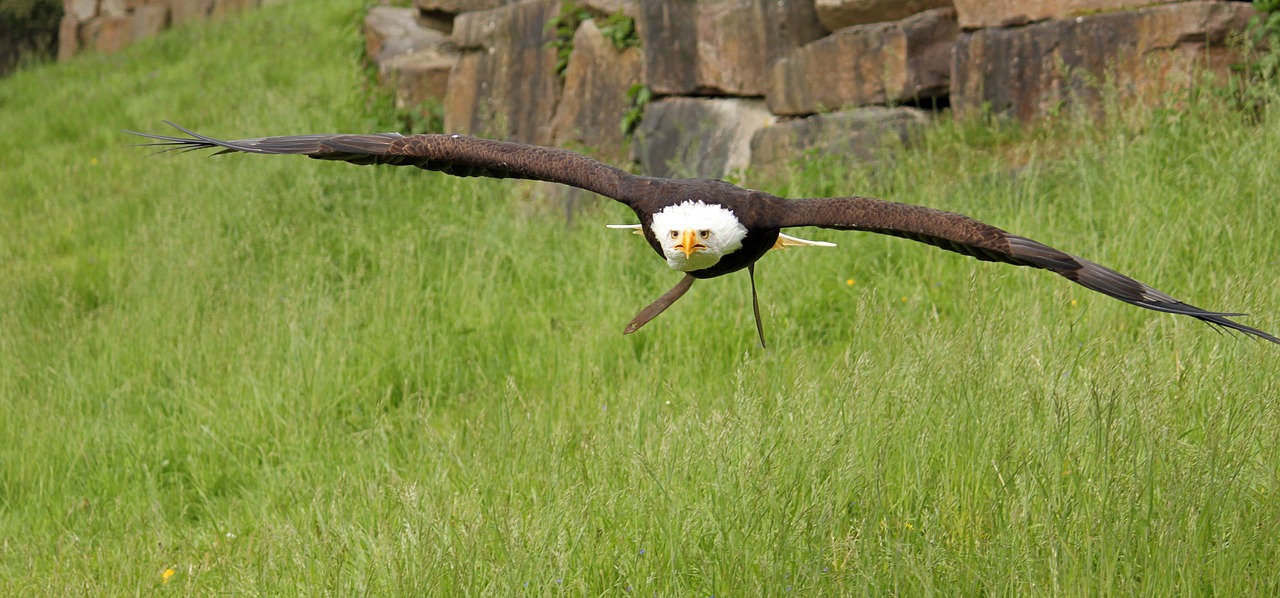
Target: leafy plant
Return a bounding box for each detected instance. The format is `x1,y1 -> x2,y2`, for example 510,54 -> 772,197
597,11 -> 639,51
620,82 -> 651,138
400,99 -> 446,135
545,2 -> 591,77
0,0 -> 59,20
1252,0 -> 1280,39
546,4 -> 639,77
0,0 -> 60,74
1241,0 -> 1280,81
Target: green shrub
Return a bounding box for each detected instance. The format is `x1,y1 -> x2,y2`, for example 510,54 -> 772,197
0,0 -> 62,74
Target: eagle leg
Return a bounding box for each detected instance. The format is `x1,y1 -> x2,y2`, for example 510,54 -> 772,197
624,274 -> 696,335
749,264 -> 766,348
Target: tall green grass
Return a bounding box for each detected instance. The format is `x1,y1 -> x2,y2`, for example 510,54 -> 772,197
2,1 -> 1279,593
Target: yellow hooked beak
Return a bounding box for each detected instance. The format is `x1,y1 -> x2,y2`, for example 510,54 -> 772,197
675,229 -> 706,258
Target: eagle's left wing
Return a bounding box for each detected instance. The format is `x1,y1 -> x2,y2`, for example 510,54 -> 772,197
765,194 -> 1278,343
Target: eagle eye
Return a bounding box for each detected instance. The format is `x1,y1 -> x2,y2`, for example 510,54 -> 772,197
669,230 -> 679,240
699,230 -> 710,239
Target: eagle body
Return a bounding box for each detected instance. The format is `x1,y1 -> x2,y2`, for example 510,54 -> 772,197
128,123 -> 1279,346
631,179 -> 781,278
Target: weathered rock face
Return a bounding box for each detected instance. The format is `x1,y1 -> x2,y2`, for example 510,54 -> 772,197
816,0 -> 954,30
749,106 -> 928,179
583,0 -> 638,19
131,3 -> 169,39
58,14 -> 81,62
365,6 -> 457,110
767,7 -> 957,116
445,0 -> 563,145
551,18 -> 643,166
170,0 -> 216,26
414,0 -> 513,13
98,0 -> 124,18
388,52 -> 457,110
413,0 -> 519,32
366,6 -> 437,64
633,98 -> 776,180
67,0 -> 97,21
952,1 -> 1256,122
638,0 -> 826,96
953,0 -> 1181,30
76,15 -> 130,55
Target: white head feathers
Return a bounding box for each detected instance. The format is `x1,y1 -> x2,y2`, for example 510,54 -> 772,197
650,200 -> 748,272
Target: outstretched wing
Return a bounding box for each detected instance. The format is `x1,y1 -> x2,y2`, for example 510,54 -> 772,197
766,195 -> 1278,343
127,121 -> 646,207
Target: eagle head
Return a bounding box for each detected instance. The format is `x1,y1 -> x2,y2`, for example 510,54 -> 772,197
650,200 -> 748,272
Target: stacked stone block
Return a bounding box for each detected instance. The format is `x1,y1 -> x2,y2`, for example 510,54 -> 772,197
951,1 -> 1256,122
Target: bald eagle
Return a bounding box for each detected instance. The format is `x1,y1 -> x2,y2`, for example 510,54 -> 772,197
128,122 -> 1278,347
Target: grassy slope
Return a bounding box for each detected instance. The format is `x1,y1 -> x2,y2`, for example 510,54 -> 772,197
2,1 -> 1279,593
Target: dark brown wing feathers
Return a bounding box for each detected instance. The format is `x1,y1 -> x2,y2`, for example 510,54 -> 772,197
128,121 -> 642,206
127,124 -> 1275,344
765,196 -> 1017,262
772,195 -> 1278,343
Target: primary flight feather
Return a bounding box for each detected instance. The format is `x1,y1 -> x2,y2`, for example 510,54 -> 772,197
128,122 -> 1278,346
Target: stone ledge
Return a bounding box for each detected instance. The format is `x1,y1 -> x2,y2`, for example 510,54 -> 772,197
816,0 -> 953,31
638,0 -> 826,96
952,1 -> 1256,122
633,98 -> 776,180
954,0 -> 1182,30
365,7 -> 457,111
445,0 -> 563,145
551,18 -> 643,167
767,7 -> 957,116
749,107 -> 929,180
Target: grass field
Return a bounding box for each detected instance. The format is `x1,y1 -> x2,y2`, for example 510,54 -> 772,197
3,1 -> 1280,594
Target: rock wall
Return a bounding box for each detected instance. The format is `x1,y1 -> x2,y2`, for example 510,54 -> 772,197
48,0 -> 1255,181
372,0 -> 1259,184
58,0 -> 264,60
952,1 -> 1256,122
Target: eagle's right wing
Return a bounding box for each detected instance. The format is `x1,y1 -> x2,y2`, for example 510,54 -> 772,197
128,122 -> 646,207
